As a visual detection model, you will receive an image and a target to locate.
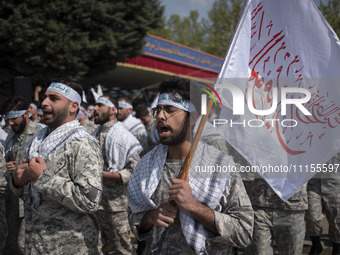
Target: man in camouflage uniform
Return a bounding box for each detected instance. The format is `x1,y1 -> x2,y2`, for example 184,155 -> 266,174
305,152 -> 340,255
117,97 -> 149,153
128,77 -> 254,254
243,176 -> 307,255
93,96 -> 142,254
9,80 -> 103,254
0,144 -> 7,255
135,104 -> 159,150
0,96 -> 42,254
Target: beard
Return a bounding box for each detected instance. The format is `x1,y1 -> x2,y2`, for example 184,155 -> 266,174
160,116 -> 190,146
43,103 -> 69,128
13,117 -> 27,134
94,109 -> 110,125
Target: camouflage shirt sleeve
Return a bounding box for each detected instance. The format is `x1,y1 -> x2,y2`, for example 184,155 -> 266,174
34,138 -> 103,213
119,152 -> 140,184
209,172 -> 254,248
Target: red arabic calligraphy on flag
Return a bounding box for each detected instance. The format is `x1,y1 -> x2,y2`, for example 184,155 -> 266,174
216,0 -> 340,200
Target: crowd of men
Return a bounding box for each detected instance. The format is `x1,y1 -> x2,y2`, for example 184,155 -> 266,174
0,76 -> 338,255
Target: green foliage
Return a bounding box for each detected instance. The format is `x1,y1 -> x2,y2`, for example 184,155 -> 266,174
151,10 -> 206,51
151,0 -> 243,58
318,0 -> 340,38
203,0 -> 243,58
0,0 -> 163,95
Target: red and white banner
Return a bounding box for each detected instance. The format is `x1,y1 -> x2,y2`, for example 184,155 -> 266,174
216,0 -> 340,200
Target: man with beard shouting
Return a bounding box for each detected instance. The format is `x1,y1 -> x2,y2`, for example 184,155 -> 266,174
10,81 -> 103,254
128,77 -> 254,254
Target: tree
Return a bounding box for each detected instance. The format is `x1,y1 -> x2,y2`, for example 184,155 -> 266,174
0,0 -> 163,99
203,0 -> 243,58
151,10 -> 206,51
318,0 -> 340,38
151,0 -> 243,58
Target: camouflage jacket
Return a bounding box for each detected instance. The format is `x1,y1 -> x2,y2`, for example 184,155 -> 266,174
244,176 -> 308,210
10,137 -> 103,254
82,118 -> 98,135
95,120 -> 139,212
5,120 -> 42,216
307,152 -> 340,194
129,158 -> 254,254
5,120 -> 42,165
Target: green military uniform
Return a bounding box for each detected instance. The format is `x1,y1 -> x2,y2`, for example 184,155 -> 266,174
4,120 -> 42,254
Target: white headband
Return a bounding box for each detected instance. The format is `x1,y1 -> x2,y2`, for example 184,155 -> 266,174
30,103 -> 37,109
47,82 -> 82,105
96,97 -> 115,108
118,101 -> 133,109
4,110 -> 27,119
157,93 -> 196,112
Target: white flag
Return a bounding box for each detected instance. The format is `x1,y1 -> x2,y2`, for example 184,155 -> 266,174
82,91 -> 87,103
216,0 -> 340,201
97,84 -> 104,97
151,93 -> 159,110
91,88 -> 100,101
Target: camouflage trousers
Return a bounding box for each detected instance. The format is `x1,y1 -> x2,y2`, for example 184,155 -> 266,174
247,206 -> 305,255
305,190 -> 340,243
97,210 -> 133,255
0,196 -> 7,254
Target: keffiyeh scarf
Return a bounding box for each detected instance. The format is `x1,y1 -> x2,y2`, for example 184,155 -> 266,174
24,120 -> 97,208
128,141 -> 233,254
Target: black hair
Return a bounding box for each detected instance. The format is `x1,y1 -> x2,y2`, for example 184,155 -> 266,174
158,76 -> 201,113
159,76 -> 190,101
0,96 -> 29,114
135,104 -> 149,118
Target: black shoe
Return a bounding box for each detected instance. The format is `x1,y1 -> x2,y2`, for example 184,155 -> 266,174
333,242 -> 340,255
309,237 -> 323,255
